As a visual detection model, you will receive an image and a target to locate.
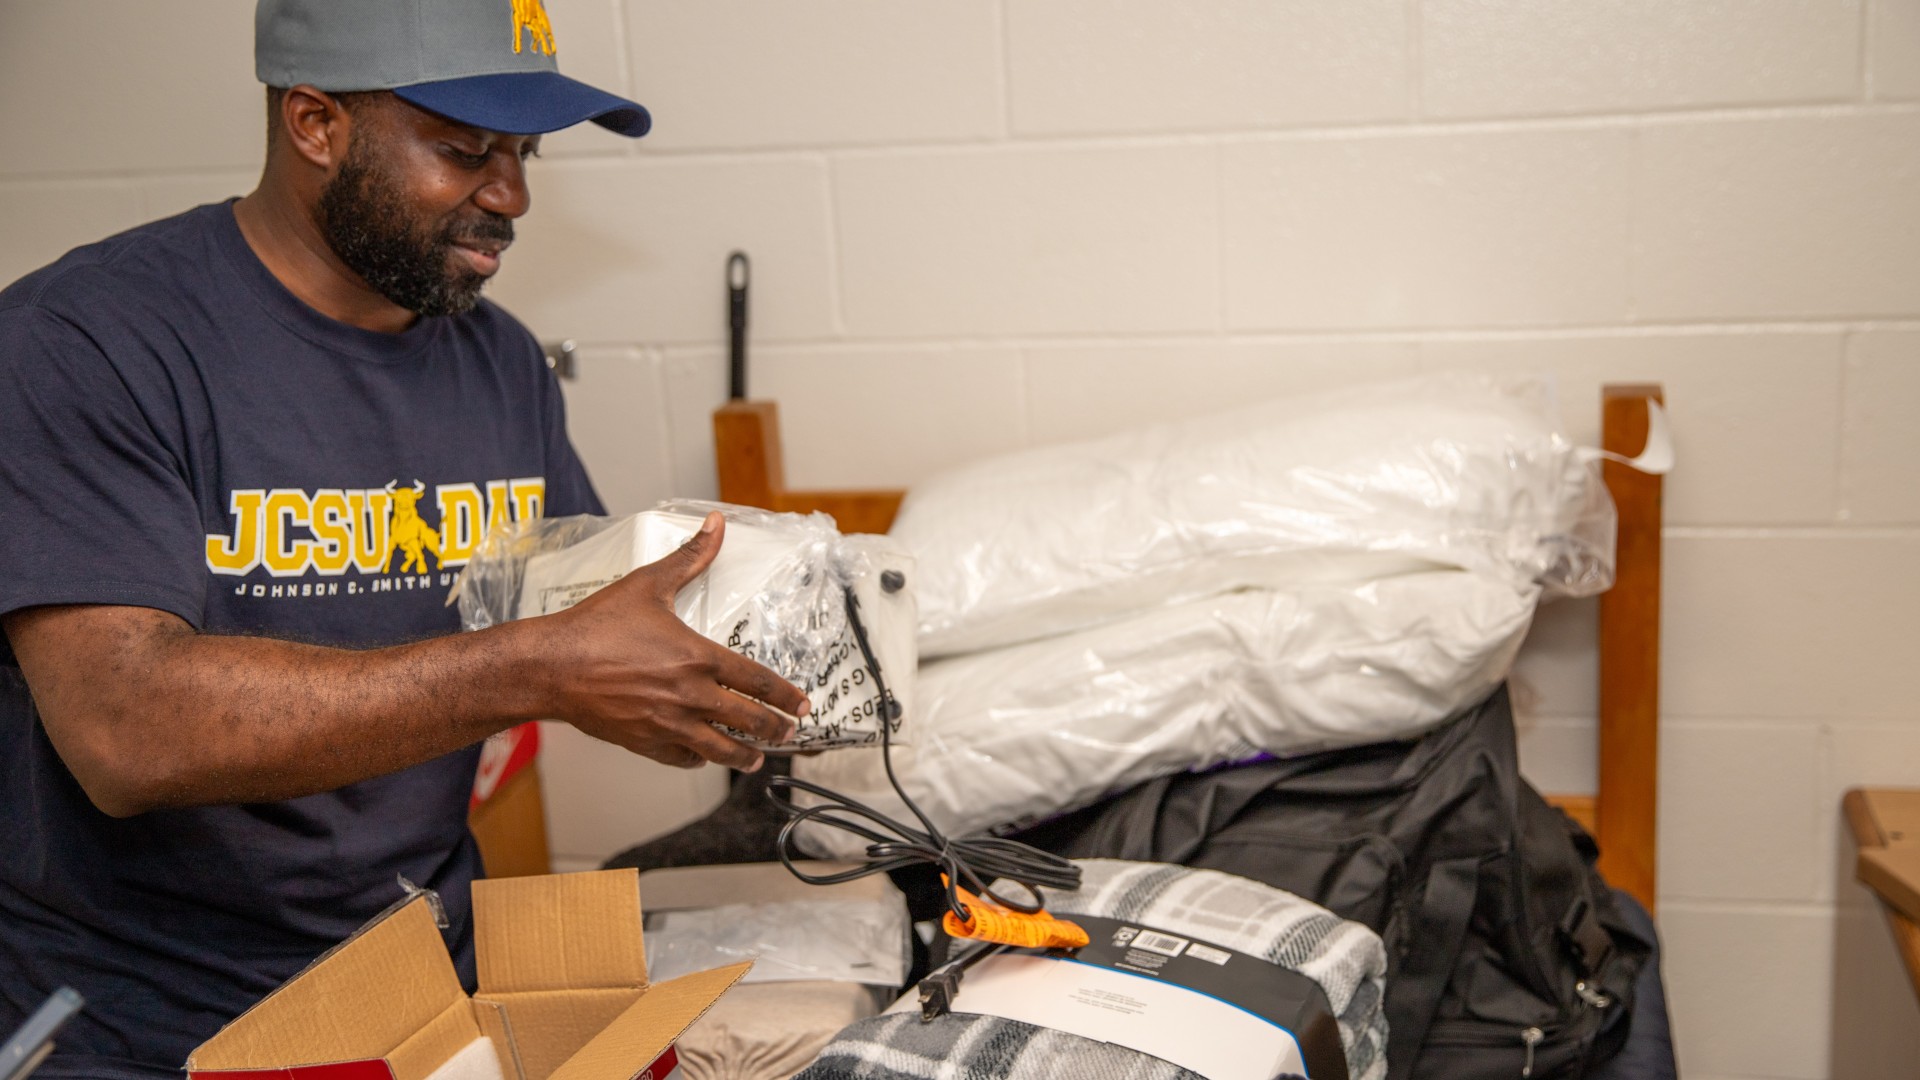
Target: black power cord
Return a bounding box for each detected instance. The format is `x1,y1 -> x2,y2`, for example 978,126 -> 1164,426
916,939 -> 1007,1022
767,585 -> 1082,925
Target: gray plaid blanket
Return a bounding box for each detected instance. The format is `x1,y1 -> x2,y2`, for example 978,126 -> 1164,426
795,860 -> 1388,1080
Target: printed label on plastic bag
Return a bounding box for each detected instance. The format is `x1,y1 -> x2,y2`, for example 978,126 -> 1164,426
456,501 -> 916,751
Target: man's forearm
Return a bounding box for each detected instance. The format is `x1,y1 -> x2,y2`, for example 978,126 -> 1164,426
7,515 -> 810,817
8,605 -> 556,816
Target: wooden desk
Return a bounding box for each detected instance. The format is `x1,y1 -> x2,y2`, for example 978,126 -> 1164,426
1843,787 -> 1920,1008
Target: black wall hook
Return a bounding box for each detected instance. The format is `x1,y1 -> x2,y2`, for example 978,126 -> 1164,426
727,252 -> 750,400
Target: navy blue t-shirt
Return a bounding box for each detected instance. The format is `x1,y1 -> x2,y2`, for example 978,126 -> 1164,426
0,202 -> 602,1078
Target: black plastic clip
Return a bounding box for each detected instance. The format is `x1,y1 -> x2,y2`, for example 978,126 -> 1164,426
1556,895 -> 1613,978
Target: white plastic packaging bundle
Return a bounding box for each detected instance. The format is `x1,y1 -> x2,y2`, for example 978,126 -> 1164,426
453,500 -> 915,751
644,897 -> 911,987
891,373 -> 1612,658
791,570 -> 1537,856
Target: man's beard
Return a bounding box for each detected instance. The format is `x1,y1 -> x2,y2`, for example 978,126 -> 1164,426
317,143 -> 513,318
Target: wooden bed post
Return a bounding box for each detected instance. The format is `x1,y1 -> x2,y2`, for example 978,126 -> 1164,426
712,400 -> 905,534
1597,385 -> 1665,913
714,400 -> 787,510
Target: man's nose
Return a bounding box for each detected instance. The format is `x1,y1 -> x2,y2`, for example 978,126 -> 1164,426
474,153 -> 531,219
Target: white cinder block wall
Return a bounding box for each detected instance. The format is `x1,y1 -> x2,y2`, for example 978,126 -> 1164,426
4,2 -> 1918,1076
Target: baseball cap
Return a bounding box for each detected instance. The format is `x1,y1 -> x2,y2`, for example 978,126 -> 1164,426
255,0 -> 650,138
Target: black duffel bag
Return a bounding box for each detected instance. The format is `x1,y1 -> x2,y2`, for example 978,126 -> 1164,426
1012,685 -> 1653,1080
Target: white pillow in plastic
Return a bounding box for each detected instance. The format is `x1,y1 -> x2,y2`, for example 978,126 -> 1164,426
891,373 -> 1609,658
454,501 -> 916,751
790,570 -> 1536,857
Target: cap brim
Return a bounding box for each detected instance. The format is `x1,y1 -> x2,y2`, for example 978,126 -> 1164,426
393,70 -> 650,138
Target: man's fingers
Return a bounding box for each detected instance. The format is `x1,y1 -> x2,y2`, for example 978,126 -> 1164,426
710,646 -> 812,721
669,718 -> 765,772
652,745 -> 705,770
704,685 -> 799,747
639,511 -> 725,604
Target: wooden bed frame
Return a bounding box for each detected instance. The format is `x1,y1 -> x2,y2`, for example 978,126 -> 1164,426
1844,789 -> 1920,1005
472,383 -> 1666,914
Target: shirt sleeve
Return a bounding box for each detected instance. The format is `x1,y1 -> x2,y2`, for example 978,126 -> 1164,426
537,359 -> 606,519
0,307 -> 207,627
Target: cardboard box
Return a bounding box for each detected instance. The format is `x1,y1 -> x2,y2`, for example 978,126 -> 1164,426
186,870 -> 750,1080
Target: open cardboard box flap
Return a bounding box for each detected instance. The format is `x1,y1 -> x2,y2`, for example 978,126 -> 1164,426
188,870 -> 750,1080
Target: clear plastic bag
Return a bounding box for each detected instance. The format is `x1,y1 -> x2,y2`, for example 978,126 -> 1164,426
643,898 -> 911,987
889,373 -> 1614,658
451,500 -> 915,750
792,570 -> 1538,855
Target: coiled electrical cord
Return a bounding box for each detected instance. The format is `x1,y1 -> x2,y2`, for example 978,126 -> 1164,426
767,586 -> 1082,922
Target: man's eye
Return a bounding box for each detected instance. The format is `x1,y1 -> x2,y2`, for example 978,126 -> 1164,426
447,147 -> 489,167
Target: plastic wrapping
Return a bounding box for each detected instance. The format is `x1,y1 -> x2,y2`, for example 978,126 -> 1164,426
791,570 -> 1537,857
452,500 -> 915,750
643,898 -> 911,987
890,373 -> 1613,658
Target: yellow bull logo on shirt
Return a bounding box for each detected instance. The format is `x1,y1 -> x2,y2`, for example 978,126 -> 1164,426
383,480 -> 441,574
204,477 -> 545,580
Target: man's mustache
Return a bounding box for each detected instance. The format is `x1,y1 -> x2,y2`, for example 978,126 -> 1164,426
445,214 -> 514,246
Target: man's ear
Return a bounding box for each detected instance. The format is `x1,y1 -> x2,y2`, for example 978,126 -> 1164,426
277,85 -> 355,172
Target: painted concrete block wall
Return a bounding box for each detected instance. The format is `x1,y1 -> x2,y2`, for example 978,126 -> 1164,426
3,2 -> 1918,1076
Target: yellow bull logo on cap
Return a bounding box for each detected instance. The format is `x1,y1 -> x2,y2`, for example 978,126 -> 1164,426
511,0 -> 556,56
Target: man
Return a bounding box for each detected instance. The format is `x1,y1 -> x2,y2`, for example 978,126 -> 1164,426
0,2 -> 807,1076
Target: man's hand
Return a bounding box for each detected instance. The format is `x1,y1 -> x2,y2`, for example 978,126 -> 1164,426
542,511 -> 809,772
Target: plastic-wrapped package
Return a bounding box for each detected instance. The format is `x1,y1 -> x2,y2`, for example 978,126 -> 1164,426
890,373 -> 1612,658
796,860 -> 1388,1080
644,898 -> 911,987
452,500 -> 915,750
790,570 -> 1536,857
637,862 -> 904,1080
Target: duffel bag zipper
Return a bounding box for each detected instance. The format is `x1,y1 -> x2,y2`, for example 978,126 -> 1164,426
1521,1026 -> 1543,1077
1423,979 -> 1608,1079
1424,1020 -> 1557,1079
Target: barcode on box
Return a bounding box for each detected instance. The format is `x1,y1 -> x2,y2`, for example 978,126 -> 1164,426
1132,930 -> 1189,957
1186,943 -> 1231,966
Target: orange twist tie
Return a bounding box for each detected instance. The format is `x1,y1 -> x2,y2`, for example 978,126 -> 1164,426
941,885 -> 1090,950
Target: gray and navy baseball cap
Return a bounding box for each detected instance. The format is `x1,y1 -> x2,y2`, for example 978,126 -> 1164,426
255,0 -> 650,137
